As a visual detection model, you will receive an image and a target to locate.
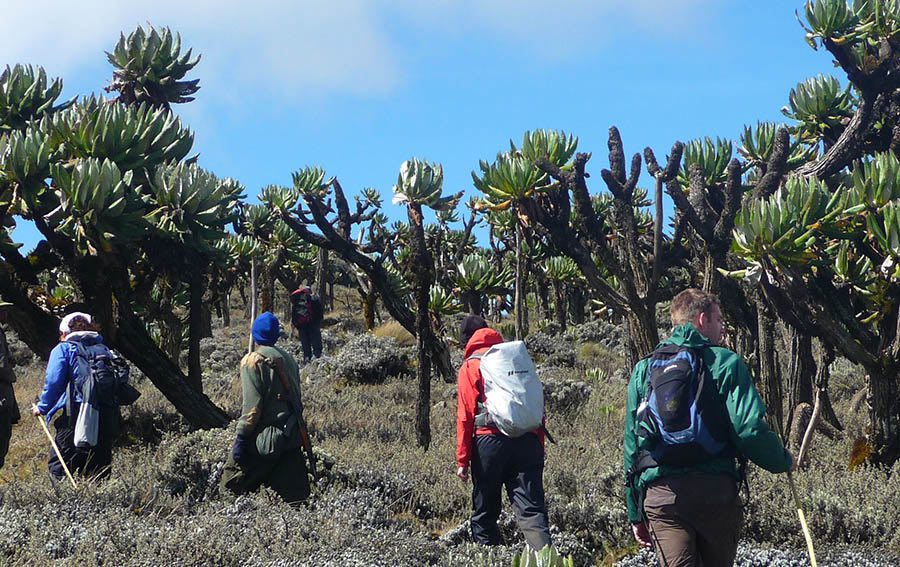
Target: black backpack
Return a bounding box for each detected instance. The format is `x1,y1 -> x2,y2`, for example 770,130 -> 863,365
633,344 -> 733,471
69,340 -> 140,409
291,291 -> 314,327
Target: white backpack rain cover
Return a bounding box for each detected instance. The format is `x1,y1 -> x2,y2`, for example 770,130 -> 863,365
473,341 -> 544,437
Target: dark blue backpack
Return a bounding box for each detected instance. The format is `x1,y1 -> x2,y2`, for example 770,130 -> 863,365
635,344 -> 731,468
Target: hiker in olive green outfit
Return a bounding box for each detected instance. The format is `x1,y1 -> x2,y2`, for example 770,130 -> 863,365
221,312 -> 311,504
624,289 -> 795,567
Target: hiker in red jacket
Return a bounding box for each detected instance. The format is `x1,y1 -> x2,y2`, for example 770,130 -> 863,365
455,315 -> 551,551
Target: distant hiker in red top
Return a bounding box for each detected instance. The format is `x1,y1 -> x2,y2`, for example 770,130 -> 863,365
455,314 -> 551,551
290,286 -> 324,363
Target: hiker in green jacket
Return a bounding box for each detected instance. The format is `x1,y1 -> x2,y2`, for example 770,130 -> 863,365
221,312 -> 311,504
623,288 -> 795,567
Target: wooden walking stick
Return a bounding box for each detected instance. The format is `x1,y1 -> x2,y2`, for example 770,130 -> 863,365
787,471 -> 817,567
33,406 -> 78,489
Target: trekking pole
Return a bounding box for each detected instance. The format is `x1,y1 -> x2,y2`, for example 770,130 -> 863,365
787,471 -> 817,567
33,406 -> 78,489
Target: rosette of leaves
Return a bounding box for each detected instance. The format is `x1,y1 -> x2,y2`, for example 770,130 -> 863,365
472,151 -> 548,210
144,162 -> 243,248
542,256 -> 582,284
428,286 -> 460,318
105,26 -> 201,108
513,545 -> 575,567
238,202 -> 277,239
0,64 -> 73,133
392,158 -> 462,211
0,128 -> 54,212
798,0 -> 900,52
739,122 -> 819,169
40,96 -> 194,173
800,0 -> 861,46
384,263 -> 411,301
269,220 -> 313,268
485,208 -> 516,241
846,151 -> 900,210
781,75 -> 853,143
51,157 -> 147,255
291,166 -> 330,198
516,129 -> 578,168
732,176 -> 843,267
453,254 -> 512,295
676,137 -> 735,188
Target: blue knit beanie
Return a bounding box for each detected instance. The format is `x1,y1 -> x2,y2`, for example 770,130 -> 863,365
251,312 -> 281,346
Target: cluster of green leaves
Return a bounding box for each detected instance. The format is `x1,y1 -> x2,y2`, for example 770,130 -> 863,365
512,545 -> 575,567
781,75 -> 854,143
472,129 -> 576,210
732,152 -> 900,324
0,65 -> 73,133
393,158 -> 462,211
801,0 -> 900,48
106,26 -> 201,107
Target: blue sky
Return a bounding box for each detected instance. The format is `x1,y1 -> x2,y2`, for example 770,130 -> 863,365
2,1 -> 836,250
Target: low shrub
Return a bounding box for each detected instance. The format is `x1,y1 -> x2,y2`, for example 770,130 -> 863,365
330,334 -> 411,384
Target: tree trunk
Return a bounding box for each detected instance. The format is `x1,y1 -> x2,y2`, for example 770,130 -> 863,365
570,287 -> 586,325
514,223 -> 526,340
114,301 -> 229,428
315,247 -> 329,310
409,204 -> 434,450
249,259 -> 258,354
756,297 -> 784,436
187,264 -> 204,393
362,288 -> 377,331
261,262 -> 274,313
221,290 -> 231,328
625,305 -> 658,366
866,369 -> 900,465
552,280 -> 566,330
785,328 -> 815,434
0,262 -> 65,358
462,291 -> 484,318
537,274 -> 550,324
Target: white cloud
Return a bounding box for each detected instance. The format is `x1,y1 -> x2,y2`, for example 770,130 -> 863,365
0,0 -> 712,103
0,0 -> 401,101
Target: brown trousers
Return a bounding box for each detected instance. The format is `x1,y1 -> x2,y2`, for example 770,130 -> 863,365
643,473 -> 743,567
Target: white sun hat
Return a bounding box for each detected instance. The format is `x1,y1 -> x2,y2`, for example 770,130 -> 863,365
59,312 -> 93,334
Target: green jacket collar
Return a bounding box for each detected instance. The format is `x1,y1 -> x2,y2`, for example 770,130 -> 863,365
665,323 -> 713,349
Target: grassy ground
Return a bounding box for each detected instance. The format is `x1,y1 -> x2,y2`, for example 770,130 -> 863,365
1,303 -> 899,565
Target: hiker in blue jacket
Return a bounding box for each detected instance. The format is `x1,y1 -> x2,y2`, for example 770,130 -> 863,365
32,312 -> 119,481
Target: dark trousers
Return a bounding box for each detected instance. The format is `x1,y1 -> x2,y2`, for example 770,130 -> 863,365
643,473 -> 743,567
221,447 -> 310,504
0,412 -> 10,470
470,433 -> 551,551
48,405 -> 118,481
298,324 -> 323,362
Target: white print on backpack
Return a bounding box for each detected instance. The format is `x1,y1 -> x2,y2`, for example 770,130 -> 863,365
471,341 -> 544,438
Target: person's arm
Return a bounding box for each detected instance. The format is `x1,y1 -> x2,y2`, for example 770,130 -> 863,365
235,353 -> 269,438
36,344 -> 70,415
455,359 -> 479,477
0,331 -> 15,383
623,361 -> 645,525
313,296 -> 325,324
719,353 -> 792,473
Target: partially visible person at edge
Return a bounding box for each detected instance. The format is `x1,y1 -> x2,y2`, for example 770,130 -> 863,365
0,307 -> 22,469
455,314 -> 551,551
290,286 -> 324,363
624,289 -> 795,567
31,312 -> 119,481
221,312 -> 310,504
